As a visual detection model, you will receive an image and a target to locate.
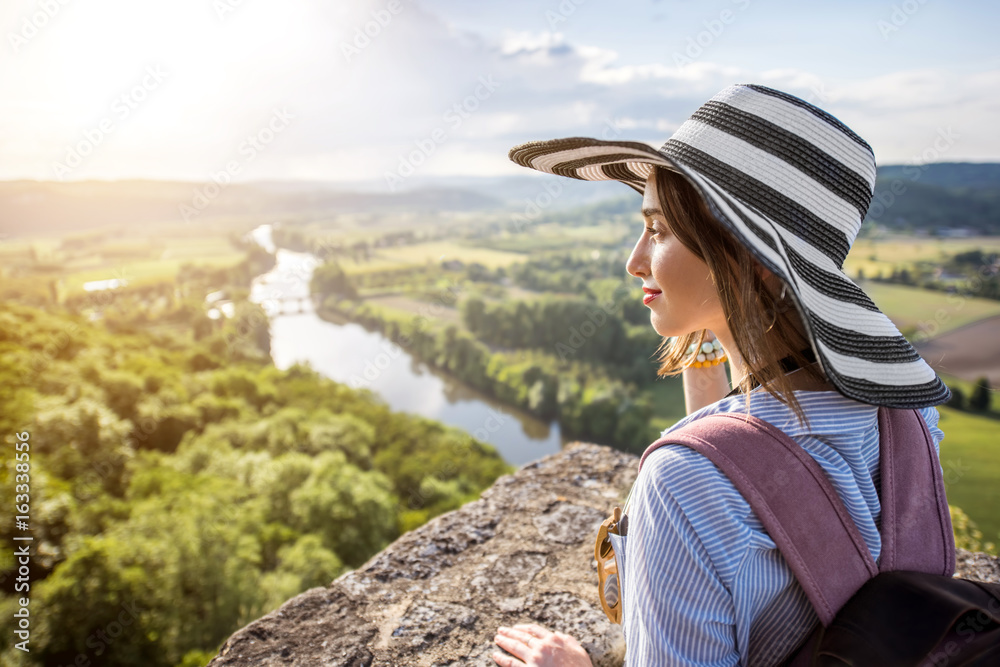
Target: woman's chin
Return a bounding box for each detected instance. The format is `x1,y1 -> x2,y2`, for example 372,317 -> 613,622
650,315 -> 698,340
649,314 -> 677,339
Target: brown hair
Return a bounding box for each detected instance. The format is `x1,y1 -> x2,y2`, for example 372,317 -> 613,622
650,166 -> 825,428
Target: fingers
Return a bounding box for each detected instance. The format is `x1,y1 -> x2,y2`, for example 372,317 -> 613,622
498,626 -> 537,647
494,628 -> 531,664
510,623 -> 551,638
492,623 -> 563,666
491,648 -> 518,666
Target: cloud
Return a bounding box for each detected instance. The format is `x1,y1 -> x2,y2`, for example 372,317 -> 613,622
0,0 -> 996,184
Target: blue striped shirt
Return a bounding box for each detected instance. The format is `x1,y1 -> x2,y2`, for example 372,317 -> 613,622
608,389 -> 945,666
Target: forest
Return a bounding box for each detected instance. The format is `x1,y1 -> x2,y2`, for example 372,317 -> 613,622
0,251 -> 511,667
3,167 -> 999,666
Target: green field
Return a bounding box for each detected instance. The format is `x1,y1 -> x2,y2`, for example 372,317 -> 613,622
365,293 -> 462,324
3,226 -> 250,296
342,240 -> 527,276
939,372 -> 1000,412
844,235 -> 1000,279
936,405 -> 1000,546
642,374 -> 689,437
861,280 -> 1000,335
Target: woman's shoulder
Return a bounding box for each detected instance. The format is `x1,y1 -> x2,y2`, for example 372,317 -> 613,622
641,391 -> 945,525
636,391 -> 882,576
641,390 -> 885,521
658,389 -> 878,441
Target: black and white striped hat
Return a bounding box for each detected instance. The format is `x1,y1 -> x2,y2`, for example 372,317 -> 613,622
508,83 -> 950,409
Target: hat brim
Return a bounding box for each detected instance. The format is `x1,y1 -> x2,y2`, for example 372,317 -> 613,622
509,136 -> 950,409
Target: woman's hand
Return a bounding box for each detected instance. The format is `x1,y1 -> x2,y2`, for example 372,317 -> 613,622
492,623 -> 594,667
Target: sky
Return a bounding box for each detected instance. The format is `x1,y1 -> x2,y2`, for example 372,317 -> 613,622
1,0 -> 997,190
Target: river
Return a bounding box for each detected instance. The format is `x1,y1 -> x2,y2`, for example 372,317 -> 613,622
247,224 -> 564,467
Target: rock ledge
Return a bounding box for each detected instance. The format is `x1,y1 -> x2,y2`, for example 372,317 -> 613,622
209,442 -> 999,667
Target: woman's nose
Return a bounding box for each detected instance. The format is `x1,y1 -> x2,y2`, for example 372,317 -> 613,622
626,237 -> 647,278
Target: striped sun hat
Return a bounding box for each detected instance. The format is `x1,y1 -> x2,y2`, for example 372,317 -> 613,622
508,83 -> 950,409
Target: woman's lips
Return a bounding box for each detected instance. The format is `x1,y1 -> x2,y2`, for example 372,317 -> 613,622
643,292 -> 661,305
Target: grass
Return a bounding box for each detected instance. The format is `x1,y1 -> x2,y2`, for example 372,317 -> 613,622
365,293 -> 462,324
63,256 -> 243,293
860,281 -> 1000,334
342,241 -> 527,276
642,374 -> 689,436
936,405 -> 1000,546
938,372 -> 1000,412
844,235 -> 1000,280
5,226 -> 250,297
466,221 -> 630,254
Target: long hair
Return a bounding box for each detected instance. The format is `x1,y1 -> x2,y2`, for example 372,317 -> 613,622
650,166 -> 825,428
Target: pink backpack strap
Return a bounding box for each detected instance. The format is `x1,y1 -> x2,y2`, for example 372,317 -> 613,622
876,406 -> 955,576
637,406 -> 953,626
639,412 -> 877,625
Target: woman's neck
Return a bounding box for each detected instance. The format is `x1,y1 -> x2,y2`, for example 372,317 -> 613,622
713,327 -> 830,393
711,328 -> 747,389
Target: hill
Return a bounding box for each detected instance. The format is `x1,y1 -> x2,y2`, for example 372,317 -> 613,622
867,162 -> 1000,235
2,162 -> 998,238
0,180 -> 502,237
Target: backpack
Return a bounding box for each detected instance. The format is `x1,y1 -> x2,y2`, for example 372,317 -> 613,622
637,405 -> 1000,666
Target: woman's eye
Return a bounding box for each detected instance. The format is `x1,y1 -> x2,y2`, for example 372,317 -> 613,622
645,226 -> 658,236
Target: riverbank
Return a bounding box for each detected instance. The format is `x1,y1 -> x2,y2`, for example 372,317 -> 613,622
247,224 -> 565,466
314,295 -> 661,455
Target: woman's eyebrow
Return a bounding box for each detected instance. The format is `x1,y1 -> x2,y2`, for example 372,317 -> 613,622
642,206 -> 663,219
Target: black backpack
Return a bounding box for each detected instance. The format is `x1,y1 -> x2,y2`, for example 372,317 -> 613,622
640,405 -> 1000,665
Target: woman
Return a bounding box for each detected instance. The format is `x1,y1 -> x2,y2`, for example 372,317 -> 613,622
492,84 -> 950,666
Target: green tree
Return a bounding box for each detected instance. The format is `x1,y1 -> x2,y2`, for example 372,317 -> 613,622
950,505 -> 997,555
290,451 -> 398,566
305,413 -> 375,469
945,385 -> 966,410
27,535 -> 162,667
311,260 -> 357,300
32,396 -> 134,497
969,376 -> 992,412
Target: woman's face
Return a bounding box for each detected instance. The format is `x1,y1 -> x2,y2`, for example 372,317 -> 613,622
626,171 -> 725,338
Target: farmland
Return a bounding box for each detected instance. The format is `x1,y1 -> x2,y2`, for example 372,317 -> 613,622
861,281 -> 1000,336
937,406 -> 1000,545
0,220 -> 252,298
844,234 -> 1000,280
4,186 -> 998,559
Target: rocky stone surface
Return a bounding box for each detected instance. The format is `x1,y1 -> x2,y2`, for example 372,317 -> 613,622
209,442 -> 1000,667
209,443 -> 636,667
955,547 -> 1000,584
